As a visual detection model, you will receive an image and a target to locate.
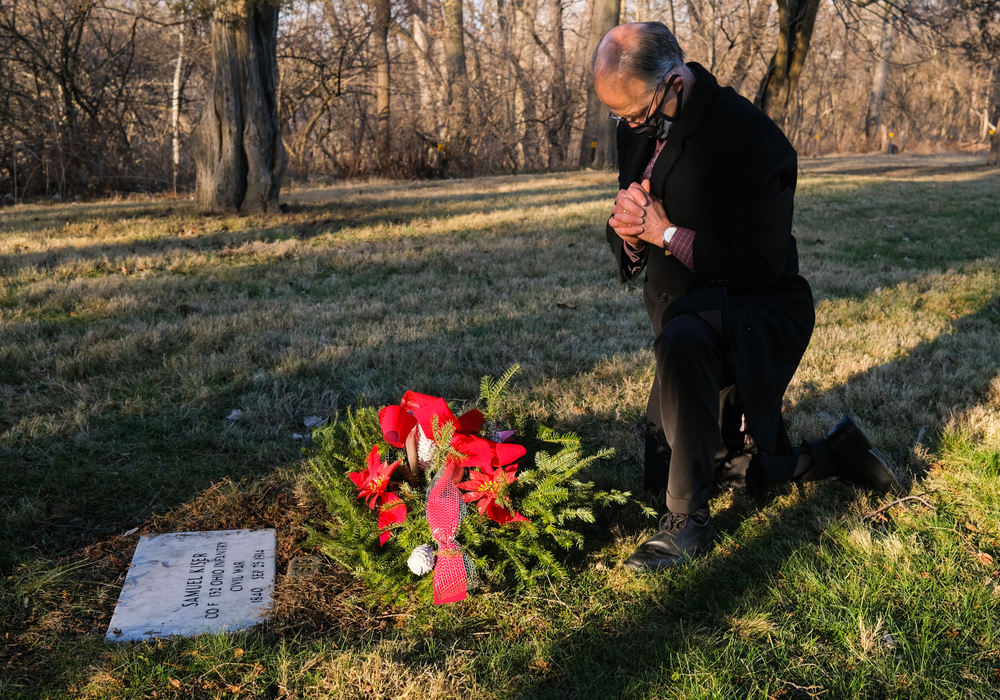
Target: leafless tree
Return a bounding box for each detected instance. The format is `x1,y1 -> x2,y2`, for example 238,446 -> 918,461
754,0 -> 822,125
193,0 -> 287,212
443,0 -> 471,167
0,0 -> 202,199
864,7 -> 896,151
2,0 -> 997,200
954,0 -> 1000,163
578,0 -> 620,167
373,0 -> 392,167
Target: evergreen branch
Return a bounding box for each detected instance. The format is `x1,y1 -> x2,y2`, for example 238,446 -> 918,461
479,364 -> 521,422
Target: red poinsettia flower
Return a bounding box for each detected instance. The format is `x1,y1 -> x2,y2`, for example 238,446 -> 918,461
377,492 -> 407,546
378,404 -> 418,447
486,502 -> 530,524
396,391 -> 484,439
379,392 -> 486,460
348,445 -> 401,508
457,463 -> 530,524
451,432 -> 526,470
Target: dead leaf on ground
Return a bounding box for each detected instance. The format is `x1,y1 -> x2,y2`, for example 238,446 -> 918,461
978,551 -> 994,566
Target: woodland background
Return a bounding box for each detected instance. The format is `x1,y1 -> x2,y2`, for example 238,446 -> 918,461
1,0 -> 998,201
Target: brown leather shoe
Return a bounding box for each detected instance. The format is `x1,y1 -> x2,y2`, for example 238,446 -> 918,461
826,416 -> 907,495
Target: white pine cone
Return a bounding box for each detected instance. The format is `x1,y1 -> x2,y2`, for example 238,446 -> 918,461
407,544 -> 436,576
417,426 -> 437,468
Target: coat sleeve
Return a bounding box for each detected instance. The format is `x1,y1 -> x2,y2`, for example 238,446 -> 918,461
607,122 -> 649,282
607,218 -> 648,282
689,123 -> 798,291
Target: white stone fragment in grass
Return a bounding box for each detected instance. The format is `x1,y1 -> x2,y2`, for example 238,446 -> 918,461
106,529 -> 275,642
303,416 -> 326,429
882,631 -> 897,650
291,433 -> 305,440
227,409 -> 244,421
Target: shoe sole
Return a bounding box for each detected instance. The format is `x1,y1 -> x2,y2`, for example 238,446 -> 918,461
829,417 -> 908,496
623,540 -> 715,571
868,446 -> 908,496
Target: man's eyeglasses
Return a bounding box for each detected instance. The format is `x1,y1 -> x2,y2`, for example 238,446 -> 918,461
609,74 -> 679,133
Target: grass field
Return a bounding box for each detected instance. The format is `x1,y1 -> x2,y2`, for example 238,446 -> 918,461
1,153 -> 999,698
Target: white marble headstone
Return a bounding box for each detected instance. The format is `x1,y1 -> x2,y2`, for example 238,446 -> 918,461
106,529 -> 276,642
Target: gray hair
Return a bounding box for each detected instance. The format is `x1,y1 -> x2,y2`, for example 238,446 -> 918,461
595,22 -> 685,90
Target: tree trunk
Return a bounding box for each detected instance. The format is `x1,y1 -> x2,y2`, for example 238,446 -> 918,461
547,0 -> 569,168
171,20 -> 185,195
864,10 -> 895,152
194,0 -> 286,214
707,0 -> 718,73
393,8 -> 440,141
513,9 -> 540,169
374,0 -> 391,168
989,64 -> 1000,166
754,0 -> 821,127
579,0 -> 620,168
443,0 -> 470,169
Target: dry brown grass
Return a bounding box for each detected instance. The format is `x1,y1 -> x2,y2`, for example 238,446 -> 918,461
2,154 -> 999,698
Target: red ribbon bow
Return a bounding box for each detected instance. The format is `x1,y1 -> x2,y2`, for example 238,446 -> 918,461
426,456 -> 469,604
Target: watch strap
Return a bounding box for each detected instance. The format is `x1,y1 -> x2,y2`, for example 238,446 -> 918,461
662,225 -> 679,249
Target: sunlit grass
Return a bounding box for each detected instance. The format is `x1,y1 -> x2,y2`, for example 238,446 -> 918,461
1,155 -> 999,698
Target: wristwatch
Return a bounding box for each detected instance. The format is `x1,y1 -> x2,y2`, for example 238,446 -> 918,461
662,225 -> 678,249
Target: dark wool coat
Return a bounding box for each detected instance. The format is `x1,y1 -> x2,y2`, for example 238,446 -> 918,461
606,62 -> 815,457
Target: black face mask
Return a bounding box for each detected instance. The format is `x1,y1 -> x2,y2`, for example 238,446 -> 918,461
631,75 -> 683,140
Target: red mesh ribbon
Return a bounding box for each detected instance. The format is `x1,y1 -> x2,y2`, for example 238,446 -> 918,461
426,457 -> 468,605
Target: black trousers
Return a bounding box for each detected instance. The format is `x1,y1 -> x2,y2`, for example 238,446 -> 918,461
643,313 -> 824,515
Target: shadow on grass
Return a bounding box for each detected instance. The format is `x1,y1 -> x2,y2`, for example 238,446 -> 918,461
0,298 -> 994,694
0,181 -> 615,276
0,199 -> 189,235
505,490 -> 827,698
0,297 -> 645,571
503,294 -> 1000,698
2,168 -> 998,694
797,152 -> 992,179
2,185 -> 995,570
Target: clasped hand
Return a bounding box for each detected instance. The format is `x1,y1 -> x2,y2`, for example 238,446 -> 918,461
608,178 -> 672,249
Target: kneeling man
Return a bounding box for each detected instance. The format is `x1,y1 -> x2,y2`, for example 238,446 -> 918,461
595,22 -> 905,570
